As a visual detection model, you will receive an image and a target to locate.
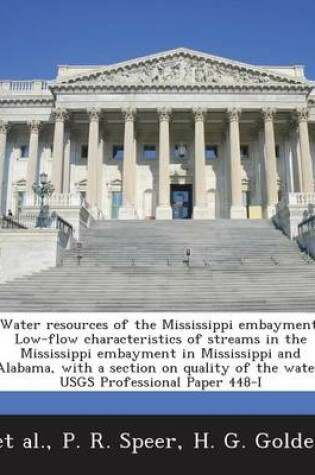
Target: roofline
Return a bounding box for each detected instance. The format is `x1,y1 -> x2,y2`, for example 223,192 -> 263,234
258,65 -> 305,69
57,63 -> 306,70
52,47 -> 313,89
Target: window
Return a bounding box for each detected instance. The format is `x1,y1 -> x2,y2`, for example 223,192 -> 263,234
275,145 -> 280,159
240,145 -> 249,160
19,145 -> 29,159
174,144 -> 188,160
111,191 -> 122,219
81,144 -> 88,159
49,145 -> 53,158
143,145 -> 157,160
205,145 -> 218,160
112,145 -> 124,160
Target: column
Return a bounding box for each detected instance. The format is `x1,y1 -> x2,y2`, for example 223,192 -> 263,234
193,108 -> 212,219
283,124 -> 295,193
220,129 -> 229,218
97,125 -> 105,212
156,107 -> 172,219
227,108 -> 246,219
252,134 -> 260,204
62,131 -> 71,194
51,108 -> 68,193
288,119 -> 302,192
0,120 -> 9,213
119,107 -> 137,219
283,137 -> 294,192
26,121 -> 41,194
296,107 -> 314,192
262,108 -> 278,216
251,131 -> 263,218
86,108 -> 101,207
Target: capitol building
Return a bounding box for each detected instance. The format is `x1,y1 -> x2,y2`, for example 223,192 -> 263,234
0,47 -> 315,223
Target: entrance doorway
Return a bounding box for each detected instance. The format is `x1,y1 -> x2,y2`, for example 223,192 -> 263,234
170,184 -> 192,219
111,191 -> 122,219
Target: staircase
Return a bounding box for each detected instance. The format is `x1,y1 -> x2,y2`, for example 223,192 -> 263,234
0,219 -> 315,311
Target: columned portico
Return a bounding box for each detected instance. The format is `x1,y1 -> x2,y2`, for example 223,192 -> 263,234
227,108 -> 246,219
26,121 -> 41,193
193,107 -> 213,219
0,121 -> 9,213
1,48 -> 314,225
119,107 -> 137,219
51,108 -> 68,193
156,107 -> 172,220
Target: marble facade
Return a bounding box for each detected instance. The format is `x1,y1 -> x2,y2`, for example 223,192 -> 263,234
0,48 -> 315,221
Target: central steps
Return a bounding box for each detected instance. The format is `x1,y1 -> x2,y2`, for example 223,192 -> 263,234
61,219 -> 306,269
0,219 -> 314,312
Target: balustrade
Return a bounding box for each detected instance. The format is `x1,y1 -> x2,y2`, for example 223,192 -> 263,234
24,193 -> 82,207
0,80 -> 51,94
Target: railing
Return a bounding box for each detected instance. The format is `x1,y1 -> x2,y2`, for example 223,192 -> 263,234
297,215 -> 315,261
0,80 -> 53,94
1,213 -> 73,234
283,193 -> 315,206
54,215 -> 73,235
24,193 -> 83,207
69,255 -> 289,268
298,214 -> 315,235
0,215 -> 27,229
16,214 -> 37,228
10,81 -> 33,91
49,193 -> 82,207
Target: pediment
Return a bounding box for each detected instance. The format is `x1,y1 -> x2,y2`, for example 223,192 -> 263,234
52,48 -> 313,93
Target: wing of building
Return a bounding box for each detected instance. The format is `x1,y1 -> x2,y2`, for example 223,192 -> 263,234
0,47 -> 315,224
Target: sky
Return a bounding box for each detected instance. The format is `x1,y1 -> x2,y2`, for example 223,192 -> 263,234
1,0 -> 314,80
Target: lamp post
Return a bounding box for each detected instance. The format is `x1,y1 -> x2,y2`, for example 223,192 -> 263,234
32,172 -> 55,228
